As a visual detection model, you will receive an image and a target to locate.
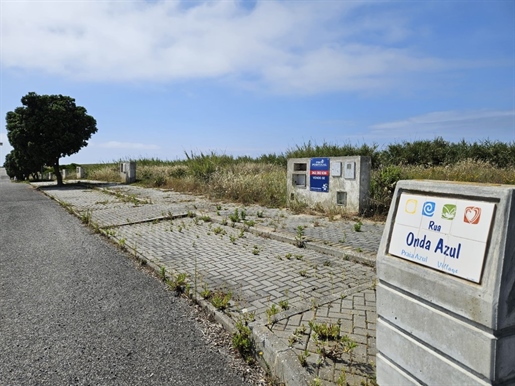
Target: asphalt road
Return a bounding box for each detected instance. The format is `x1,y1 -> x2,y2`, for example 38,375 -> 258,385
0,169 -> 248,386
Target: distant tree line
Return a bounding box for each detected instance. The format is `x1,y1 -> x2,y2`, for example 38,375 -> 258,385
283,138 -> 515,169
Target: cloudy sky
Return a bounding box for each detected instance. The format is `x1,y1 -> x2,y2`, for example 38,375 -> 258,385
1,0 -> 514,164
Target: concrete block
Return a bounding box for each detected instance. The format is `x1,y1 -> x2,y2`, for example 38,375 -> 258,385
376,180 -> 515,385
76,166 -> 85,179
119,162 -> 136,183
286,156 -> 370,214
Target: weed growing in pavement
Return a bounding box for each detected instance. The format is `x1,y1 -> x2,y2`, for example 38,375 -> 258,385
285,253 -> 292,260
59,201 -> 75,214
295,225 -> 306,248
257,210 -> 264,218
340,230 -> 347,244
160,266 -> 167,281
200,283 -> 211,299
295,254 -> 304,260
229,234 -> 237,244
354,221 -> 363,232
168,272 -> 188,294
243,220 -> 255,227
308,319 -> 358,362
309,320 -> 340,340
298,350 -> 310,367
288,334 -> 299,347
229,208 -> 241,224
118,238 -> 127,251
265,303 -> 279,324
213,226 -> 226,236
199,215 -> 211,222
299,269 -> 308,277
102,228 -> 117,238
336,369 -> 346,386
232,316 -> 254,364
278,299 -> 289,310
312,377 -> 323,386
252,245 -> 260,255
91,221 -> 101,234
81,210 -> 92,225
221,217 -> 228,226
210,289 -> 232,310
295,324 -> 307,336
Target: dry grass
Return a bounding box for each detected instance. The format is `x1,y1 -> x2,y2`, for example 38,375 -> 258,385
86,164 -> 120,182
83,158 -> 515,219
401,159 -> 515,185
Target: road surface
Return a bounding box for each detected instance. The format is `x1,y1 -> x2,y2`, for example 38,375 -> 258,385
0,169 -> 249,386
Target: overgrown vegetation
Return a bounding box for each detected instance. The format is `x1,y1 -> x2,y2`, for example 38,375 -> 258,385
76,138 -> 515,218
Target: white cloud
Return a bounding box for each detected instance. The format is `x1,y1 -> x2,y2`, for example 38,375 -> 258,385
0,0 -> 503,94
369,109 -> 515,140
98,141 -> 160,150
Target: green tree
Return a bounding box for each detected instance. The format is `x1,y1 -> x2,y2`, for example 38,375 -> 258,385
4,149 -> 42,181
6,92 -> 97,186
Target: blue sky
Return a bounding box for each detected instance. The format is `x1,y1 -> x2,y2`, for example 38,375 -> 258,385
1,0 -> 514,164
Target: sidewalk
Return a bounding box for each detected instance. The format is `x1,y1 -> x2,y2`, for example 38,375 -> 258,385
34,181 -> 383,386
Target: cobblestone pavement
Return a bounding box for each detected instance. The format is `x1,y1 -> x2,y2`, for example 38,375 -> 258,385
35,181 -> 384,386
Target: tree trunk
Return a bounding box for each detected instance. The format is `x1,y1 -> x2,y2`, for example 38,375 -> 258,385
53,159 -> 63,186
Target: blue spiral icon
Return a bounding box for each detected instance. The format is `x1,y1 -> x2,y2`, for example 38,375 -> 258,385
422,201 -> 436,217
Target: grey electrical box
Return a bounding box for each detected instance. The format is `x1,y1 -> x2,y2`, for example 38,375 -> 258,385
330,162 -> 342,177
344,161 -> 356,179
286,156 -> 371,214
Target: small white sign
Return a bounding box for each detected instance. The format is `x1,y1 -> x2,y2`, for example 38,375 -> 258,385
388,193 -> 495,283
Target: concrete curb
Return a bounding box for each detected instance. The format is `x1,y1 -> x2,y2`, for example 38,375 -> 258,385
252,324 -> 312,386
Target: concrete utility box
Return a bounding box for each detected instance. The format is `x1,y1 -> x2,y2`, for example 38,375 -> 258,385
76,167 -> 85,179
287,156 -> 370,214
376,180 -> 515,385
119,162 -> 136,184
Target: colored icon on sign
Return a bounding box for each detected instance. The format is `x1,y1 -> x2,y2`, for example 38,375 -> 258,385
464,206 -> 481,224
422,201 -> 436,217
405,199 -> 417,214
442,204 -> 457,220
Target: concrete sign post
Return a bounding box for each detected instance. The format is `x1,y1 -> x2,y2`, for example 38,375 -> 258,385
376,180 -> 515,385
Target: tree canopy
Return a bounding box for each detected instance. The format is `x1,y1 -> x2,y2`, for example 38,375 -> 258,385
5,92 -> 97,185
